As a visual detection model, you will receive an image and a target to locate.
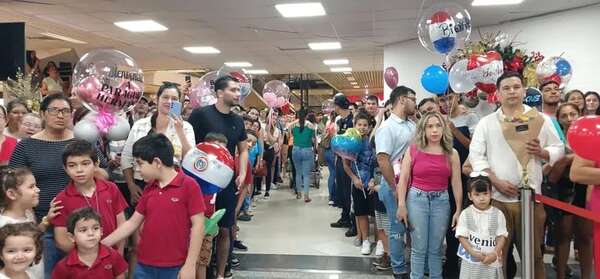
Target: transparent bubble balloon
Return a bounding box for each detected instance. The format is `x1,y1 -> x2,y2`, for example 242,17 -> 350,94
417,2 -> 472,55
189,71 -> 218,109
217,65 -> 253,99
72,49 -> 144,114
536,56 -> 572,89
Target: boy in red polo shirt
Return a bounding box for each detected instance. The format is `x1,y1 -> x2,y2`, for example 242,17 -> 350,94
102,133 -> 205,279
52,140 -> 128,254
52,207 -> 128,279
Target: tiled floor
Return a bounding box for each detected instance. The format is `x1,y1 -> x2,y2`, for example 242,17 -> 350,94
234,170 -> 591,278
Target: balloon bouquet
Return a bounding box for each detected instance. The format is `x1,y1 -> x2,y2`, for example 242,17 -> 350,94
181,142 -> 235,235
417,3 -> 472,97
262,80 -> 290,128
188,65 -> 252,109
330,128 -> 367,198
72,49 -> 144,143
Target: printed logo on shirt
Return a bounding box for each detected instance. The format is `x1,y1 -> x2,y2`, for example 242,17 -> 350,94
171,197 -> 180,203
104,264 -> 113,270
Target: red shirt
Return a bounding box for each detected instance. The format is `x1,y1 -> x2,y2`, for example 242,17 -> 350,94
51,244 -> 128,279
51,179 -> 128,237
135,170 -> 206,267
0,136 -> 17,163
235,156 -> 253,186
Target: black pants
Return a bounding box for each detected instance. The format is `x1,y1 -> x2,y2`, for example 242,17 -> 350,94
254,148 -> 275,194
335,156 -> 352,222
288,145 -> 296,190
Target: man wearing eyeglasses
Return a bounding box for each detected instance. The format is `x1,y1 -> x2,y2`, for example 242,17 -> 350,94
469,72 -> 564,279
374,86 -> 416,279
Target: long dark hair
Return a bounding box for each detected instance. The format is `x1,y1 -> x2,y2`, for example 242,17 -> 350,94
150,82 -> 181,131
297,109 -> 307,132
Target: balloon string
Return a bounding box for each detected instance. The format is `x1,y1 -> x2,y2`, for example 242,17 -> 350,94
354,161 -> 366,199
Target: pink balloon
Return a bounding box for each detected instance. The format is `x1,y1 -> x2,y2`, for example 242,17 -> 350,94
190,71 -> 218,109
75,76 -> 102,102
275,96 -> 286,108
384,67 -> 399,89
263,92 -> 278,108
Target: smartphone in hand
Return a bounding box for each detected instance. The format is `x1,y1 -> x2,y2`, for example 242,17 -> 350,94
170,101 -> 182,118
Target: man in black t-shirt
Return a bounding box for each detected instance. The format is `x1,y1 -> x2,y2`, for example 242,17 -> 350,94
188,75 -> 248,279
330,94 -> 356,237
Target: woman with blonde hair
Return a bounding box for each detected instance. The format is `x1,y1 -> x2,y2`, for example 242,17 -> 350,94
396,111 -> 463,279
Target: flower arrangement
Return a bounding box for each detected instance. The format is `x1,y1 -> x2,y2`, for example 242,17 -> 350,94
450,31 -> 545,88
5,68 -> 42,112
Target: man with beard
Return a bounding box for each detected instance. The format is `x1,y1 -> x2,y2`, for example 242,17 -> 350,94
365,95 -> 380,117
128,96 -> 149,126
188,76 -> 249,279
375,86 -> 416,278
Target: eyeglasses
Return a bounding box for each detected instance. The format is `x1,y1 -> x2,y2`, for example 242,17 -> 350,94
21,122 -> 42,129
46,107 -> 72,116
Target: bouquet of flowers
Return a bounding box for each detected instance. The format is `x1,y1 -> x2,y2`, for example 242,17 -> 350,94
5,68 -> 42,112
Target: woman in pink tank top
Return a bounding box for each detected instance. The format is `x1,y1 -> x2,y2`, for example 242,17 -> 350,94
396,112 -> 463,279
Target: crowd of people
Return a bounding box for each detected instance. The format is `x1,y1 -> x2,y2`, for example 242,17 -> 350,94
0,70 -> 597,279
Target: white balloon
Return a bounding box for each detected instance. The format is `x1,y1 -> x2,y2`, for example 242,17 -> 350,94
107,116 -> 131,141
74,119 -> 100,144
449,59 -> 476,93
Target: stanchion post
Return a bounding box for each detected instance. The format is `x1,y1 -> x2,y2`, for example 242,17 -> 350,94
520,186 -> 535,279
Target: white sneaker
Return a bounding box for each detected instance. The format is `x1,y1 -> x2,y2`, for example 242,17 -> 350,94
272,184 -> 279,190
353,238 -> 362,247
328,201 -> 334,205
361,240 -> 372,255
375,240 -> 384,256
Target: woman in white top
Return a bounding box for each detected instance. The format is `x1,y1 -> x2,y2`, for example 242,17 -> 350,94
41,61 -> 63,96
121,82 -> 195,204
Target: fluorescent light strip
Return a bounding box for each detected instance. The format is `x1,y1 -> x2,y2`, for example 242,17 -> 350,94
40,32 -> 87,44
471,0 -> 523,6
244,69 -> 269,75
323,59 -> 349,65
275,2 -> 326,18
309,42 -> 341,50
224,62 -> 253,67
353,86 -> 360,89
330,67 -> 352,72
346,77 -> 356,81
183,46 -> 221,54
114,20 -> 168,32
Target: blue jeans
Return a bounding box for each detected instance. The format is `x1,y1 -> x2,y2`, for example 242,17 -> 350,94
134,263 -> 181,279
406,187 -> 450,279
324,148 -> 336,202
44,230 -> 65,279
292,146 -> 314,194
378,180 -> 408,274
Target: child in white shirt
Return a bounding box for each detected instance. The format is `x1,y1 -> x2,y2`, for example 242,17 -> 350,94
455,174 -> 508,279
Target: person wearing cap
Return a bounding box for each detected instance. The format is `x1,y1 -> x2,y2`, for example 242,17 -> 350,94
128,96 -> 150,126
330,94 -> 357,237
539,79 -> 566,143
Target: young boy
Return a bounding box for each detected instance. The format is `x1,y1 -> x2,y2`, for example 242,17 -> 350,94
52,140 -> 128,254
455,175 -> 508,278
237,130 -> 258,221
342,111 -> 376,255
102,133 -> 206,279
52,207 -> 128,279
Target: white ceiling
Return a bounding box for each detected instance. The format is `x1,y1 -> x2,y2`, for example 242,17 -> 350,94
1,0 -> 599,74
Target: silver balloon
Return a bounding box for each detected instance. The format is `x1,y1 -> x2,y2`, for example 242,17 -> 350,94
107,116 -> 131,141
449,59 -> 476,93
74,119 -> 100,144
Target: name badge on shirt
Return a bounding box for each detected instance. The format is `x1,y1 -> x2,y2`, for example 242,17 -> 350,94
515,124 -> 529,133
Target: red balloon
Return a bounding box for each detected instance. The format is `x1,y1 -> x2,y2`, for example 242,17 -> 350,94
384,67 -> 399,89
567,116 -> 600,163
467,51 -> 503,94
